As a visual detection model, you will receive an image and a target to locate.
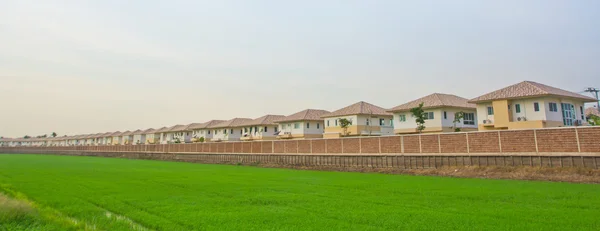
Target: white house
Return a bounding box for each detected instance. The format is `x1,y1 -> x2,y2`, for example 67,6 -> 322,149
132,129 -> 152,145
208,118 -> 253,142
188,120 -> 225,142
321,101 -> 394,138
153,127 -> 172,144
164,124 -> 192,143
239,115 -> 286,141
469,81 -> 597,130
274,109 -> 329,139
387,93 -> 478,134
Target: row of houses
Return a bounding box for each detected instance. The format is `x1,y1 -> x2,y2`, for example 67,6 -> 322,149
1,81 -> 597,147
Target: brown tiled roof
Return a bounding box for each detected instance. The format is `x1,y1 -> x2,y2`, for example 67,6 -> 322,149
120,130 -> 134,136
321,101 -> 392,118
274,109 -> 330,123
109,131 -> 123,137
169,124 -> 191,132
586,107 -> 600,117
99,132 -> 113,138
141,128 -> 156,134
208,118 -> 253,128
242,115 -> 286,126
154,127 -> 170,133
469,81 -> 596,103
131,129 -> 144,135
187,120 -> 226,130
388,93 -> 475,112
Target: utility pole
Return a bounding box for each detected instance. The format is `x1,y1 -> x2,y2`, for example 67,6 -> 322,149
584,87 -> 600,109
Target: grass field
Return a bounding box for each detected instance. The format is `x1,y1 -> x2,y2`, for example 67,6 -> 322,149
0,154 -> 599,230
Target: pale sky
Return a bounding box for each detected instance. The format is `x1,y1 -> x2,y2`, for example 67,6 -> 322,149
1,0 -> 599,138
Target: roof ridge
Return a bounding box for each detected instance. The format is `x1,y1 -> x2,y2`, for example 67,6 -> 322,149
523,81 -> 549,94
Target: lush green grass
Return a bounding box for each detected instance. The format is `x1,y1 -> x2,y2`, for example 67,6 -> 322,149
0,154 -> 599,230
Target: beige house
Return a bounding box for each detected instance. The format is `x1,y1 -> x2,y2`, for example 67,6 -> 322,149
131,128 -> 153,145
388,93 -> 478,134
208,118 -> 253,142
165,124 -> 192,143
188,120 -> 225,142
108,131 -> 123,145
120,131 -> 134,145
239,115 -> 286,141
321,101 -> 394,138
153,127 -> 172,144
274,109 -> 329,139
469,81 -> 596,130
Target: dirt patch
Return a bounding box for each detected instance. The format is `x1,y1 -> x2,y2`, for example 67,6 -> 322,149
253,164 -> 600,184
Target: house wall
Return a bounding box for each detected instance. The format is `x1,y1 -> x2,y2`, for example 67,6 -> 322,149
241,125 -> 280,140
211,127 -> 244,141
477,96 -> 588,130
278,121 -> 325,137
393,108 -> 478,134
323,115 -> 394,138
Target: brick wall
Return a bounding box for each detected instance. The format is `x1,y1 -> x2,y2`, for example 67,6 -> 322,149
3,127 -> 599,156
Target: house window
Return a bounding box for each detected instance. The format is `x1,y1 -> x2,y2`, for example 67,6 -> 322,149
487,107 -> 494,115
274,126 -> 278,132
224,129 -> 227,134
399,115 -> 406,122
317,123 -> 320,129
335,120 -> 338,126
443,111 -> 447,119
424,112 -> 434,120
264,127 -> 267,132
549,102 -> 558,112
580,106 -> 584,120
366,119 -> 370,126
240,129 -> 243,135
254,127 -> 258,133
534,102 -> 539,112
463,113 -> 475,125
306,123 -> 310,129
208,130 -> 210,135
379,118 -> 385,126
390,119 -> 393,126
515,104 -> 521,113
561,103 -> 576,126
294,123 -> 300,129
230,129 -> 233,134
327,120 -> 330,127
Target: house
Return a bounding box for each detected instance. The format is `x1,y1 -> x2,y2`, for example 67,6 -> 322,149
387,93 -> 478,134
187,120 -> 225,142
132,129 -> 152,145
143,128 -> 160,144
321,101 -> 394,138
208,118 -> 253,142
122,130 -> 138,145
85,134 -> 96,145
97,132 -> 112,145
469,81 -> 596,130
274,109 -> 329,139
153,127 -> 172,144
164,125 -> 191,143
239,115 -> 286,141
108,131 -> 123,145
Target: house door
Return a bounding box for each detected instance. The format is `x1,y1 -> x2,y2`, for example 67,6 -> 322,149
561,103 -> 576,126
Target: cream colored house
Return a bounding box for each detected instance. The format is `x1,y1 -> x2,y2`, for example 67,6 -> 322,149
239,115 -> 286,141
164,124 -> 192,143
122,130 -> 138,145
469,81 -> 596,130
132,129 -> 152,145
274,109 -> 329,139
188,120 -> 225,142
321,101 -> 394,138
107,131 -> 122,145
388,93 -> 478,134
208,118 -> 253,142
153,127 -> 172,144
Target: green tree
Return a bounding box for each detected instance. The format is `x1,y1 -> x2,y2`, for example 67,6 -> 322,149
338,118 -> 352,136
410,102 -> 426,133
453,112 -> 464,132
51,132 -> 57,137
589,115 -> 600,126
23,135 -> 31,139
199,137 -> 205,143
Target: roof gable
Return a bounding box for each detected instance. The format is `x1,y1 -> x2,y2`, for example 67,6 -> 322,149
388,93 -> 475,112
274,109 -> 330,123
470,81 -> 596,103
321,101 -> 391,118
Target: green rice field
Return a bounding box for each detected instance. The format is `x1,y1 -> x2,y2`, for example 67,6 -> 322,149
0,154 -> 599,230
